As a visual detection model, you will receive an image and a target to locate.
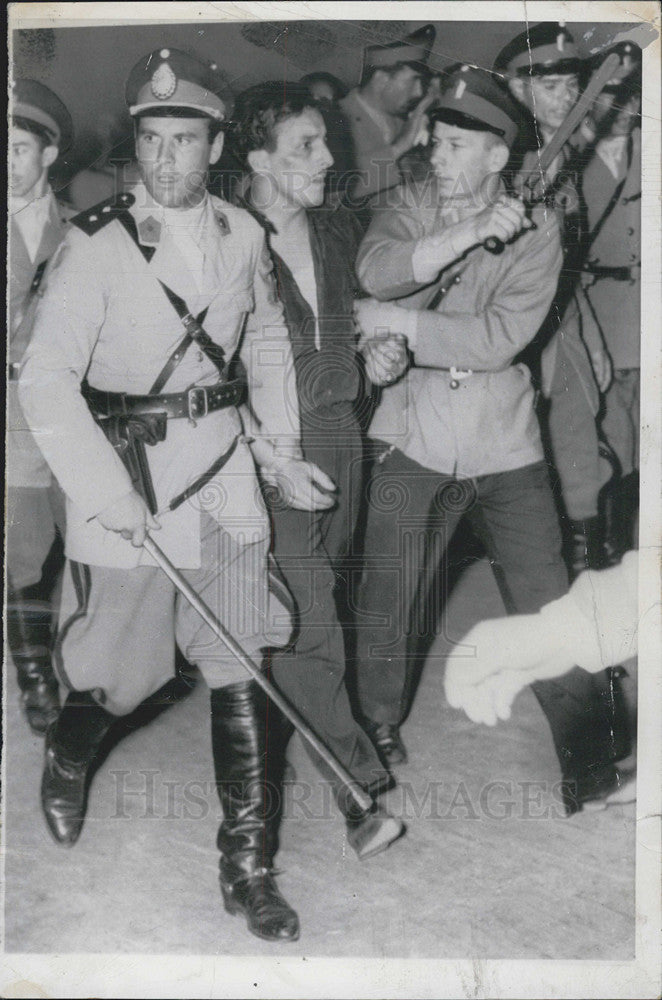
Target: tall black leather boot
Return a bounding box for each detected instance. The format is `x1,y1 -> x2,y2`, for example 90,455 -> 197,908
41,691 -> 114,846
6,586 -> 61,735
566,517 -> 604,580
211,680 -> 300,942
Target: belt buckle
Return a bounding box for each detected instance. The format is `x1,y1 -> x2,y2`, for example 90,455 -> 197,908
8,362 -> 21,382
187,386 -> 208,425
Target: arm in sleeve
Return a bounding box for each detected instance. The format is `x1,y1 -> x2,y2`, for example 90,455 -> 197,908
18,229 -> 135,520
240,234 -> 301,456
356,199 -> 428,300
410,210 -> 563,370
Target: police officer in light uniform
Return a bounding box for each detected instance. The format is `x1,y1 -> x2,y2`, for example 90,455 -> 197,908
351,66 -> 631,812
8,80 -> 75,734
578,42 -> 642,558
339,24 -> 438,200
495,23 -> 614,576
20,49 -> 304,942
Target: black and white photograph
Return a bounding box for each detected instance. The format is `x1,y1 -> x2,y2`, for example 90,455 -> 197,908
3,2 -> 661,998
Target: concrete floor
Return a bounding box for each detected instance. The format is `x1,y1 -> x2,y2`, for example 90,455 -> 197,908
3,556 -> 636,960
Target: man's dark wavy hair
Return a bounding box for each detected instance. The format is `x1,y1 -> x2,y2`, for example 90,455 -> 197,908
228,81 -> 322,165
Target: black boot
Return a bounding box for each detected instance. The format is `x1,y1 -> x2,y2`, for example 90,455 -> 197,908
566,517 -> 604,579
41,691 -> 114,846
211,680 -> 300,942
6,586 -> 61,734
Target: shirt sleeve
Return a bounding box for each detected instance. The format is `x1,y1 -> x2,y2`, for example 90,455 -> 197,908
356,196 -> 428,300
18,228 -> 135,520
240,233 -> 301,455
410,208 -> 563,370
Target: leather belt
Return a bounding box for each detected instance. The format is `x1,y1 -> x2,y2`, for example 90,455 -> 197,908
83,380 -> 246,422
582,261 -> 640,282
417,364 -> 507,389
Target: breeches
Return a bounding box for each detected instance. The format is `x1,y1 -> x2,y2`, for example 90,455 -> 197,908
54,514 -> 291,715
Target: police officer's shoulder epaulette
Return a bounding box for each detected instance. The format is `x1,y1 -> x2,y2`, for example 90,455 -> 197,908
70,192 -> 136,236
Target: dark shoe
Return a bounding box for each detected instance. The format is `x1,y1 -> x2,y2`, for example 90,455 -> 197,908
364,720 -> 408,766
220,861 -> 300,942
41,726 -> 90,846
560,763 -> 621,816
211,680 -> 300,943
346,804 -> 404,860
6,590 -> 61,735
40,692 -> 113,846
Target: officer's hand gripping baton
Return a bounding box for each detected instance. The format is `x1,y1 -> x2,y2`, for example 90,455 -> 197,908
484,51 -> 621,255
142,533 -> 373,814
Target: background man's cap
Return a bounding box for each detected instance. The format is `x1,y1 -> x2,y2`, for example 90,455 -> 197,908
11,79 -> 74,150
364,24 -> 436,70
592,41 -> 642,93
126,48 -> 226,119
430,65 -> 521,148
494,22 -> 583,78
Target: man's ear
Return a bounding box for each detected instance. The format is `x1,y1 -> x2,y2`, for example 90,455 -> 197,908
246,148 -> 270,174
209,131 -> 224,166
488,140 -> 510,174
509,77 -> 527,107
42,145 -> 59,169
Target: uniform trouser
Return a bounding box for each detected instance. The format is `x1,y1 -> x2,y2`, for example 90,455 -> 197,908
545,352 -> 610,521
54,513 -> 291,716
6,482 -> 66,590
354,445 -> 623,777
601,368 -> 640,477
268,419 -> 390,795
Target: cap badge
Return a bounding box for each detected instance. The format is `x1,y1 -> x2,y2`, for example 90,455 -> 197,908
151,60 -> 177,100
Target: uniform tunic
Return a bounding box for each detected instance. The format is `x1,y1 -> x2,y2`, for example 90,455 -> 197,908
518,140 -> 611,519
339,89 -> 408,200
7,189 -> 70,588
19,184 -> 300,713
579,127 -> 641,474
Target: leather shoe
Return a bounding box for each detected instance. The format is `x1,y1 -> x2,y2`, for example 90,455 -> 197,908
41,728 -> 90,847
220,863 -> 300,942
346,805 -> 404,860
364,720 -> 408,765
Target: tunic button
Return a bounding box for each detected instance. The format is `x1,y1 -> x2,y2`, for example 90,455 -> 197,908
454,275 -> 461,284
450,378 -> 460,390
627,227 -> 634,236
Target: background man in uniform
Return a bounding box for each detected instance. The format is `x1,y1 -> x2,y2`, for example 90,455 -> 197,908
7,80 -> 74,735
19,48 -> 304,943
339,24 -> 439,201
578,42 -> 642,559
350,66 -> 630,813
230,81 -> 407,858
495,23 -> 614,577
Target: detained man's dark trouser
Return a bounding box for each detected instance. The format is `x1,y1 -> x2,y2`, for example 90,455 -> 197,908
268,420 -> 390,799
354,444 -> 628,779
